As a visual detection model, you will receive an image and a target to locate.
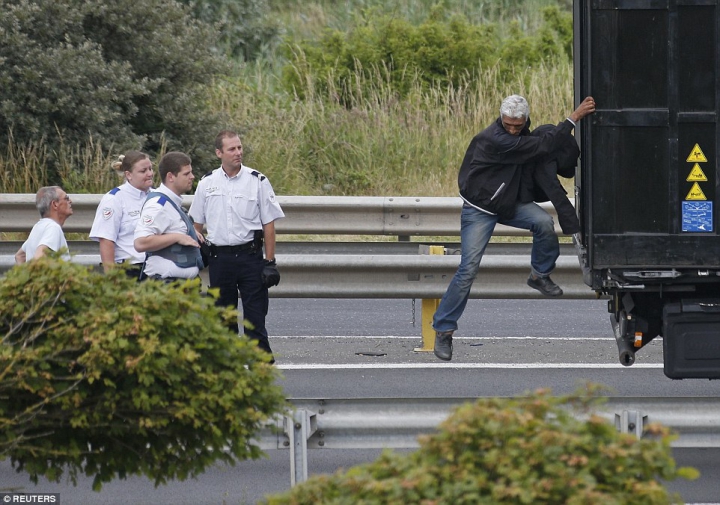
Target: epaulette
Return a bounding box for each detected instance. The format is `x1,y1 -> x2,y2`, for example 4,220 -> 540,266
109,187 -> 121,195
250,170 -> 266,181
201,171 -> 213,180
156,195 -> 168,206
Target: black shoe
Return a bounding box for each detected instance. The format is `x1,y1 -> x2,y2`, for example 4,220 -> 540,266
527,275 -> 563,296
434,331 -> 454,361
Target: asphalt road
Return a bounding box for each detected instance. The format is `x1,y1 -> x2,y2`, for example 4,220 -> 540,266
2,298 -> 718,504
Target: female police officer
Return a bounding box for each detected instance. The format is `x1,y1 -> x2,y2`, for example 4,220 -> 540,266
90,151 -> 154,278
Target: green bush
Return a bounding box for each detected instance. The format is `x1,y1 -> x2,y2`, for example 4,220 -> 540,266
178,0 -> 281,61
264,387 -> 697,504
0,256 -> 287,490
280,6 -> 571,105
0,0 -> 229,176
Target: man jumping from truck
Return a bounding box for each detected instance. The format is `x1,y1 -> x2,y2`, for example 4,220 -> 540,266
432,94 -> 596,361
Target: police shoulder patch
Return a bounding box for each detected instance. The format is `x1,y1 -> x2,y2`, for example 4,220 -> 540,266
102,207 -> 114,220
250,170 -> 266,181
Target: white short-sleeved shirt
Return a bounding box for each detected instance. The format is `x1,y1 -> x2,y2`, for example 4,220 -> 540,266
188,165 -> 285,246
21,218 -> 70,261
89,182 -> 149,264
133,184 -> 199,279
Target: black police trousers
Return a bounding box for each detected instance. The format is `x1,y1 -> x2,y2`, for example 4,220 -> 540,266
208,247 -> 272,354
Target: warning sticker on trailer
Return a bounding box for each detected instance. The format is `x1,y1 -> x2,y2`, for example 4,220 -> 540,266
682,201 -> 713,232
685,182 -> 707,200
686,164 -> 708,182
686,143 -> 708,163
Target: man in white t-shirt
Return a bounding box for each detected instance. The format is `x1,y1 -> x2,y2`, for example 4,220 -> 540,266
15,186 -> 73,263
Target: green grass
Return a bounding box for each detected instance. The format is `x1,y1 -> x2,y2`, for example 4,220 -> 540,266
198,0 -> 577,196
0,134 -> 124,194
0,132 -> 50,193
214,60 -> 574,196
2,0 -> 575,198
272,0 -> 571,40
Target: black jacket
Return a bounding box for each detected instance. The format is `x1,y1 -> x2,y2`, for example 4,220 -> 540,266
517,124 -> 582,234
519,123 -> 581,203
457,117 -> 576,219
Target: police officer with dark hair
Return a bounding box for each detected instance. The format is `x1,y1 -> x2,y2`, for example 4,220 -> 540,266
189,131 -> 284,362
134,151 -> 202,282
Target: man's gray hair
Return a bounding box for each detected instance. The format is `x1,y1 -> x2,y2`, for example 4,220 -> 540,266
500,95 -> 530,119
35,186 -> 61,217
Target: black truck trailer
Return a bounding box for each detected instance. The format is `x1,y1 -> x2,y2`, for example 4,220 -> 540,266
573,0 -> 720,378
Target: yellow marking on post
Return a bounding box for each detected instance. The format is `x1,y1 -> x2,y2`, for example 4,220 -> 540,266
686,144 -> 708,163
685,182 -> 707,201
686,164 -> 708,182
417,298 -> 441,352
415,245 -> 445,353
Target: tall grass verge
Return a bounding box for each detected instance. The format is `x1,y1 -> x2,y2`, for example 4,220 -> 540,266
2,60 -> 573,198
273,0 -> 570,41
0,132 -> 166,195
0,132 -> 50,193
210,60 -> 573,196
54,136 -> 128,194
1,1 -> 574,198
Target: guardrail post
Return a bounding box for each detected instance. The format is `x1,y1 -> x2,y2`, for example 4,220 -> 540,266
615,410 -> 647,439
285,409 -> 317,486
415,245 -> 445,352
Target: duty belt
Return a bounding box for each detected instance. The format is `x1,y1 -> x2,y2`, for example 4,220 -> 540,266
210,242 -> 255,254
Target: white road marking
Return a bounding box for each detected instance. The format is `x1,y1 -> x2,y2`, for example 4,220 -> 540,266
273,335 -> 645,341
277,363 -> 664,370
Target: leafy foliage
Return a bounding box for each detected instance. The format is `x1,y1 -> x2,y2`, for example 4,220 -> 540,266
0,0 -> 229,175
264,387 -> 698,504
178,0 -> 281,61
281,6 -> 572,104
0,256 -> 287,490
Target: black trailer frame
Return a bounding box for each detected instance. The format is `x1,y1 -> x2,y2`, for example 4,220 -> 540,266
573,0 -> 720,378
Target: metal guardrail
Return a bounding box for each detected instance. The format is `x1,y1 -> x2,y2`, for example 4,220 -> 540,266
270,250 -> 591,299
262,396 -> 720,485
0,194 -> 569,236
0,242 -> 596,299
1,195 -> 595,298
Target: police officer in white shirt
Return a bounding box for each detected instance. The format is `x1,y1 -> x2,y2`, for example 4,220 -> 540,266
15,186 -> 73,263
134,151 -> 202,281
189,130 -> 284,361
90,151 -> 154,278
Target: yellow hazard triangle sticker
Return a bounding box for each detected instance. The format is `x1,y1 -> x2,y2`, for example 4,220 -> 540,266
686,164 -> 708,182
686,144 -> 708,163
685,182 -> 707,200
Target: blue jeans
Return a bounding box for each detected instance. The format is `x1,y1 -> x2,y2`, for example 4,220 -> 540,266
432,202 -> 559,332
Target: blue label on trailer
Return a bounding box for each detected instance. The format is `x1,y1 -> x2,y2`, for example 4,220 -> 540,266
682,201 -> 713,232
